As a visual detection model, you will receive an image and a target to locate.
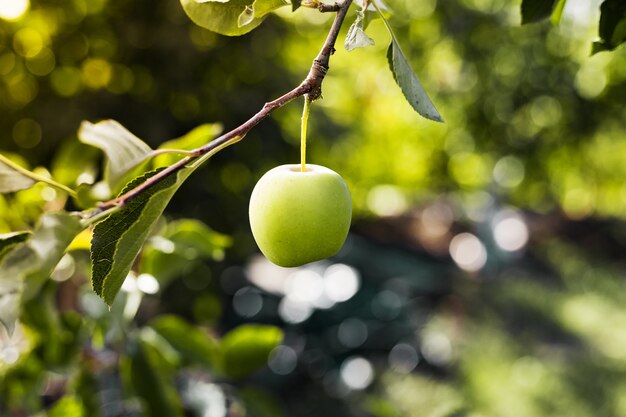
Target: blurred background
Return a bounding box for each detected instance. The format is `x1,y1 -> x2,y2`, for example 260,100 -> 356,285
2,0 -> 626,416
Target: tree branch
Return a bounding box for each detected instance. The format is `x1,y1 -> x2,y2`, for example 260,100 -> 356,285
318,2 -> 343,12
89,0 -> 353,216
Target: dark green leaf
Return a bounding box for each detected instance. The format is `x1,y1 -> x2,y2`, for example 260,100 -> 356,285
221,324 -> 283,379
90,167 -> 193,306
521,0 -> 558,24
129,339 -> 184,417
78,120 -> 153,192
70,366 -> 101,417
179,0 -> 264,36
292,0 -> 301,12
386,40 -> 443,122
150,315 -> 221,368
0,232 -> 30,262
240,388 -> 287,417
0,154 -> 37,193
592,0 -> 626,54
0,212 -> 83,334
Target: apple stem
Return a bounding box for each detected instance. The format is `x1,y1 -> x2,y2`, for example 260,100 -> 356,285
301,95 -> 312,172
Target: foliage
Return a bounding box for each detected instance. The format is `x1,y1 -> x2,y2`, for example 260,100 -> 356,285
0,0 -> 626,416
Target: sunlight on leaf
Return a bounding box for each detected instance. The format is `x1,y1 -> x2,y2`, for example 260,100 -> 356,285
0,155 -> 37,193
221,324 -> 283,378
78,120 -> 153,192
90,168 -> 194,306
0,212 -> 83,334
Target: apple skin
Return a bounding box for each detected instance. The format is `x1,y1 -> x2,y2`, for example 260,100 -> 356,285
249,164 -> 352,267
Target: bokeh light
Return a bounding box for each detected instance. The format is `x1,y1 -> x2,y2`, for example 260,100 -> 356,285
492,210 -> 529,252
388,343 -> 420,374
0,0 -> 29,21
268,345 -> 298,375
340,356 -> 375,391
449,233 -> 487,272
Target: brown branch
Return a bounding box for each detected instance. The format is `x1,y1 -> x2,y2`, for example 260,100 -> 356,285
318,2 -> 342,12
90,0 -> 353,215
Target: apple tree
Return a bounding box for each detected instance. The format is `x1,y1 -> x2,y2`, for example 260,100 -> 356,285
0,0 -> 625,415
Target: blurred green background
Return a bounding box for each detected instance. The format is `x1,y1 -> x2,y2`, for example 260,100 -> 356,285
2,0 -> 626,416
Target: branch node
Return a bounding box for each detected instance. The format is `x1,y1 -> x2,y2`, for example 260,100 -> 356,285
318,2 -> 343,12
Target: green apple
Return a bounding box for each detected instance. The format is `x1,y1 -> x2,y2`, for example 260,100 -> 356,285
249,164 -> 352,267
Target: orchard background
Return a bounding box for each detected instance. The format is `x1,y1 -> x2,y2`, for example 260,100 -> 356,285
1,0 -> 626,416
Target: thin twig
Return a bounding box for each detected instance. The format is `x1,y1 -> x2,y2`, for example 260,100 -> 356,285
89,0 -> 353,216
319,2 -> 342,12
0,153 -> 78,198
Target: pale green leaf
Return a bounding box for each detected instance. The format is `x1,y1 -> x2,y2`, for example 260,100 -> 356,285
345,10 -> 375,51
154,123 -> 223,168
51,139 -> 99,187
550,0 -> 568,25
180,0 -> 289,35
238,5 -> 255,26
150,315 -> 221,368
386,39 -> 443,122
0,212 -> 83,334
180,0 -> 265,36
90,167 -> 194,305
253,0 -> 289,18
221,324 -> 283,378
78,120 -> 153,192
47,395 -> 85,417
0,155 -> 37,193
0,232 -> 30,262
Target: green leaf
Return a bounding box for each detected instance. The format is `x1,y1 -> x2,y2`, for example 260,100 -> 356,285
180,0 -> 264,36
154,123 -> 223,168
47,395 -> 85,417
386,39 -> 443,122
292,0 -> 301,11
253,0 -> 289,18
592,0 -> 626,54
240,388 -> 287,417
238,5 -> 255,27
129,339 -> 184,417
521,0 -> 559,24
372,4 -> 442,122
150,315 -> 221,368
345,10 -> 375,51
51,139 -> 99,188
550,0 -> 568,25
0,154 -> 37,193
0,153 -> 79,197
0,232 -> 30,262
0,212 -> 83,334
221,324 -> 283,379
142,219 -> 231,283
90,167 -> 193,306
78,120 -> 153,192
